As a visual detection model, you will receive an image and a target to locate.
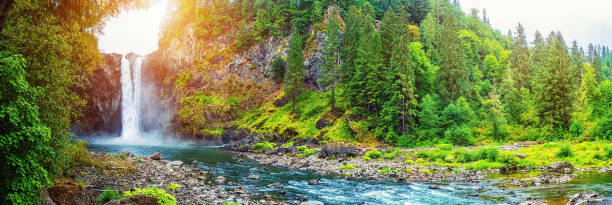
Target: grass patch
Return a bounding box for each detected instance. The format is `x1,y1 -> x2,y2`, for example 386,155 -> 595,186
123,187 -> 176,205
380,168 -> 392,174
364,149 -> 383,159
281,141 -> 294,148
96,188 -> 122,205
340,164 -> 355,170
255,141 -> 276,149
296,146 -> 317,157
167,183 -> 181,190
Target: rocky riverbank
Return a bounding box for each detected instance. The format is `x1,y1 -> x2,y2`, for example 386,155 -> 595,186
45,151 -> 294,205
223,138 -> 612,193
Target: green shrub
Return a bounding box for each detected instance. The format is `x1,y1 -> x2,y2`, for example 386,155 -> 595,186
271,56 -> 286,82
416,158 -> 428,166
362,156 -> 372,161
475,147 -> 499,161
405,159 -> 414,165
123,188 -> 176,205
167,183 -> 181,190
465,160 -> 504,170
96,188 -> 123,205
365,149 -> 383,159
255,141 -> 276,149
281,141 -> 294,148
303,148 -> 317,157
422,169 -> 431,174
222,202 -> 240,205
383,152 -> 396,159
605,145 -> 612,159
380,168 -> 392,174
556,144 -> 573,158
137,158 -> 143,163
117,154 -> 127,159
496,152 -> 518,164
340,164 -> 355,170
437,144 -> 453,151
296,146 -> 308,152
444,125 -> 476,146
452,149 -> 472,163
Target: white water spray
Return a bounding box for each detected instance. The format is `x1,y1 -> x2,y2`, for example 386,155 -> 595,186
120,55 -> 142,142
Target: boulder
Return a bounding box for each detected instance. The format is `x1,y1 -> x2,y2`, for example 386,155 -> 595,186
120,151 -> 134,158
428,185 -> 439,189
308,179 -> 319,185
547,161 -> 573,173
215,176 -> 226,184
319,142 -> 360,158
247,174 -> 260,180
148,152 -> 162,160
105,194 -> 158,205
519,197 -> 544,205
167,160 -> 183,167
48,179 -> 92,205
267,182 -> 284,188
300,201 -> 324,205
566,191 -> 606,205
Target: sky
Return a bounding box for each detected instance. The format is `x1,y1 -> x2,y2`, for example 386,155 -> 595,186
458,0 -> 612,48
98,0 -> 612,54
97,0 -> 169,55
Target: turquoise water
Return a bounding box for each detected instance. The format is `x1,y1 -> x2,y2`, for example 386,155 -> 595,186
87,144 -> 612,204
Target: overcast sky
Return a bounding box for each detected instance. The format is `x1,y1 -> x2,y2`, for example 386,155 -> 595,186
459,0 -> 612,48
97,0 -> 168,55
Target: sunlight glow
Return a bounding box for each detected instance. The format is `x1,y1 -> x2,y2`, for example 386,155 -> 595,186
97,0 -> 169,55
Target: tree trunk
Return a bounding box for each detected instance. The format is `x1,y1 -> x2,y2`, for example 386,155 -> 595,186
331,87 -> 335,111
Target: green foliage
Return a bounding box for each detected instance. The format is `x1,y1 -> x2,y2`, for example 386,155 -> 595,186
281,141 -> 294,148
365,149 -> 383,159
340,164 -> 355,170
123,188 -> 176,205
96,188 -> 123,205
285,26 -> 306,113
117,154 -> 127,159
556,144 -> 573,158
271,56 -> 287,83
167,183 -> 181,190
0,51 -> 53,204
382,152 -> 396,159
255,141 -> 276,149
380,168 -> 392,174
296,145 -> 317,157
437,144 -> 453,151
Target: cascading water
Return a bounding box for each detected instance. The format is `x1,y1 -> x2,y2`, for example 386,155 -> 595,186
119,55 -> 143,143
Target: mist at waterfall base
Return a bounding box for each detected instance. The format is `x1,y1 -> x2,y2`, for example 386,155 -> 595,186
89,54 -> 177,146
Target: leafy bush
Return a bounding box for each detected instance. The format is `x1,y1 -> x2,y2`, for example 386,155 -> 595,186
271,56 -> 287,83
496,152 -> 519,164
606,145 -> 612,159
556,144 -> 573,158
255,141 -> 276,149
167,183 -> 181,190
437,144 -> 453,151
362,156 -> 371,161
383,152 -> 396,159
123,188 -> 176,205
365,149 -> 383,159
296,145 -> 317,156
96,188 -> 123,205
422,169 -> 431,174
117,154 -> 127,159
281,141 -> 294,148
405,159 -> 414,165
444,125 -> 476,146
474,147 -> 499,161
297,146 -> 308,152
0,51 -> 55,204
465,160 -> 504,170
340,164 -> 355,170
380,168 -> 392,174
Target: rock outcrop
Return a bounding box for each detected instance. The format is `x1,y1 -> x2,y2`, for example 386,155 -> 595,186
76,53 -> 123,136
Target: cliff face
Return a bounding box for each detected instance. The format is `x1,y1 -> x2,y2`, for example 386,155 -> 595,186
77,53 -> 123,136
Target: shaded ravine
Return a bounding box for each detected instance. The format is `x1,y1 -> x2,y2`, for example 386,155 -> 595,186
87,144 -> 612,204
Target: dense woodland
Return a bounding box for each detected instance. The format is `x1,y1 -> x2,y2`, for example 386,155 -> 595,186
160,0 -> 611,146
0,0 -> 611,204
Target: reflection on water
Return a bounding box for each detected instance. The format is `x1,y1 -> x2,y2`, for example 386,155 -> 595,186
87,144 -> 612,204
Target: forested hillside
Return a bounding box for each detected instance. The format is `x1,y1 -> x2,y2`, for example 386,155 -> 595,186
156,0 -> 611,146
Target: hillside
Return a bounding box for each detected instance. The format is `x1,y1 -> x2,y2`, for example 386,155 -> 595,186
149,0 -> 611,146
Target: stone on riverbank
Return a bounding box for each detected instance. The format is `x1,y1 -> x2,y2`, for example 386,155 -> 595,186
215,176 -> 226,184
300,200 -> 324,205
308,179 -> 319,185
547,161 -> 573,173
167,160 -> 183,167
566,191 -> 606,205
105,194 -> 158,205
519,197 -> 544,205
247,174 -> 260,180
148,152 -> 162,160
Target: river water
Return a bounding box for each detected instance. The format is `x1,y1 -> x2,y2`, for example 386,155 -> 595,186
87,144 -> 612,205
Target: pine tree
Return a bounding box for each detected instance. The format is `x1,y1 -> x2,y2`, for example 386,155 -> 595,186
482,86 -> 508,141
407,0 -> 431,24
318,8 -> 341,110
509,23 -> 531,90
437,13 -> 468,103
535,32 -> 574,128
416,94 -> 442,141
285,27 -> 305,113
570,63 -> 597,138
569,40 -> 585,90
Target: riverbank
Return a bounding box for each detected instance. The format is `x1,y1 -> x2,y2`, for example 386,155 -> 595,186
47,151 -> 284,205
224,139 -> 612,198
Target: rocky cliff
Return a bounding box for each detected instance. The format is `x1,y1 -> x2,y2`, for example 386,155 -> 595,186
76,53 -> 123,136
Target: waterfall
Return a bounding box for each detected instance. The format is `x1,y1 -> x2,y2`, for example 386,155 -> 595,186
120,55 -> 143,142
